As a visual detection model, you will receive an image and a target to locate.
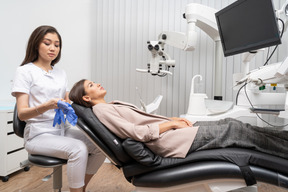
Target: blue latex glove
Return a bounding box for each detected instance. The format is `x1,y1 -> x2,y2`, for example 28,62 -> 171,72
53,100 -> 78,127
66,110 -> 78,126
53,108 -> 66,127
57,100 -> 71,113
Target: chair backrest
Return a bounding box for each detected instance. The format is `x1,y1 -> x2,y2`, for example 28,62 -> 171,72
13,104 -> 26,138
72,103 -> 133,166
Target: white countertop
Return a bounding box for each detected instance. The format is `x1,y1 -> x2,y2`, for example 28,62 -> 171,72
0,100 -> 15,112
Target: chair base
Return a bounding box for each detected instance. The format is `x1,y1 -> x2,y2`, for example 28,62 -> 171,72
134,179 -> 258,192
53,166 -> 63,191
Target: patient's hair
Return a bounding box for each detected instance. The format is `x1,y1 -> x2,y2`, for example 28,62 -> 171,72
69,79 -> 93,108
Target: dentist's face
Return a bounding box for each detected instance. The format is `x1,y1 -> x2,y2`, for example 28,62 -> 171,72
83,80 -> 106,101
37,32 -> 60,63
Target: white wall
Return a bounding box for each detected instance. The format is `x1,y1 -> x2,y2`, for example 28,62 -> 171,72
0,0 -> 93,102
1,0 -> 287,119
92,0 -> 288,117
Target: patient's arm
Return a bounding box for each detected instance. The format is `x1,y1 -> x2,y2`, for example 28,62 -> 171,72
15,92 -> 62,121
94,103 -> 193,142
94,104 -> 160,142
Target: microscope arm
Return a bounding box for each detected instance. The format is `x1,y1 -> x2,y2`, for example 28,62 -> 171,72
137,3 -> 219,77
159,3 -> 219,52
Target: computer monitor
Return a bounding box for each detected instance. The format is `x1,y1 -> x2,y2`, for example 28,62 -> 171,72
215,0 -> 281,57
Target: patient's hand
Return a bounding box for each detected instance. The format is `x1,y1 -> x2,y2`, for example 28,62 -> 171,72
159,118 -> 193,134
169,117 -> 193,127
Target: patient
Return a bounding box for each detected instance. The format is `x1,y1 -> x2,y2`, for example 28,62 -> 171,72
69,79 -> 288,159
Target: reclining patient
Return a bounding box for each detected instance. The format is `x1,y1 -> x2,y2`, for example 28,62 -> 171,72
69,79 -> 288,159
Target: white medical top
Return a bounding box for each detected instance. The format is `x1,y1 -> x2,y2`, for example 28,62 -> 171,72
11,63 -> 69,140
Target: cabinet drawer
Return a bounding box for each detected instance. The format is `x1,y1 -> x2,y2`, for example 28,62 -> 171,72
6,112 -> 13,121
6,149 -> 27,174
5,112 -> 14,133
6,122 -> 13,133
6,134 -> 24,153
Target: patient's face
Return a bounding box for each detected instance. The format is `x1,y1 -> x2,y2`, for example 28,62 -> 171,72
83,80 -> 106,101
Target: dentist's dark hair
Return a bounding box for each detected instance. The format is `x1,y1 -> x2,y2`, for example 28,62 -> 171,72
69,79 -> 93,108
21,25 -> 62,66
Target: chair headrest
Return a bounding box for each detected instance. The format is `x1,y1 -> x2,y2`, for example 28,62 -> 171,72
13,104 -> 26,138
72,103 -> 133,164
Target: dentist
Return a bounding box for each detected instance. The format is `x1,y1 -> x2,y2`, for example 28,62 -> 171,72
12,26 -> 105,192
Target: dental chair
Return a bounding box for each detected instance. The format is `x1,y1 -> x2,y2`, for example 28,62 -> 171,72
13,105 -> 67,192
72,103 -> 288,192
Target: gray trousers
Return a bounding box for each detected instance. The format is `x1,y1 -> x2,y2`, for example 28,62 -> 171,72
189,118 -> 288,159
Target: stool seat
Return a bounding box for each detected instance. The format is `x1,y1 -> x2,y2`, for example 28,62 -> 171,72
28,154 -> 67,167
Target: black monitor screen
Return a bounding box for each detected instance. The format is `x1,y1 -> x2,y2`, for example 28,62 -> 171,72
215,0 -> 281,57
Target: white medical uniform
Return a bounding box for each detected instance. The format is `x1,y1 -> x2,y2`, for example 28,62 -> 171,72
12,63 -> 105,188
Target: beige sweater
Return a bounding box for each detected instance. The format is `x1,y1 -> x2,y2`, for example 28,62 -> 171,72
93,100 -> 199,158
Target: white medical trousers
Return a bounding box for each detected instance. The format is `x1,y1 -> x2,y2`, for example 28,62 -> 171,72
25,128 -> 106,189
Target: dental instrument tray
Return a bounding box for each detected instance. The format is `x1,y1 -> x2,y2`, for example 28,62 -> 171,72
250,107 -> 284,115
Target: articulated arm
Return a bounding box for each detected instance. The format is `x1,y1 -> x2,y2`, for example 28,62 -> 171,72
277,0 -> 288,32
136,3 -> 219,76
234,56 -> 288,120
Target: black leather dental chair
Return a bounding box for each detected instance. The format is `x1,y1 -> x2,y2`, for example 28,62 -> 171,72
13,105 -> 67,192
72,103 -> 288,192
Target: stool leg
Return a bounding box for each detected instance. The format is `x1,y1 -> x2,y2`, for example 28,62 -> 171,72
53,166 -> 62,192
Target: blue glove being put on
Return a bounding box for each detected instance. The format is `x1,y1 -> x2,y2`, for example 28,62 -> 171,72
53,100 -> 78,127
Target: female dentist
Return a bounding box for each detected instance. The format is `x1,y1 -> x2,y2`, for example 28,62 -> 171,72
12,26 -> 105,192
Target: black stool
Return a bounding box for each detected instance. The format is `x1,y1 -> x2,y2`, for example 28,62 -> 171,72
13,105 -> 67,192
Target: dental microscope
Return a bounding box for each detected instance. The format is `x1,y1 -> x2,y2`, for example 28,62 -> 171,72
137,1 -> 288,126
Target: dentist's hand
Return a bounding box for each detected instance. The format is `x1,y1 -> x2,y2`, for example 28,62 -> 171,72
47,98 -> 66,109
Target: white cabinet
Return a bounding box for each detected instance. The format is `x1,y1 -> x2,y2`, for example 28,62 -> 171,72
0,106 -> 28,182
